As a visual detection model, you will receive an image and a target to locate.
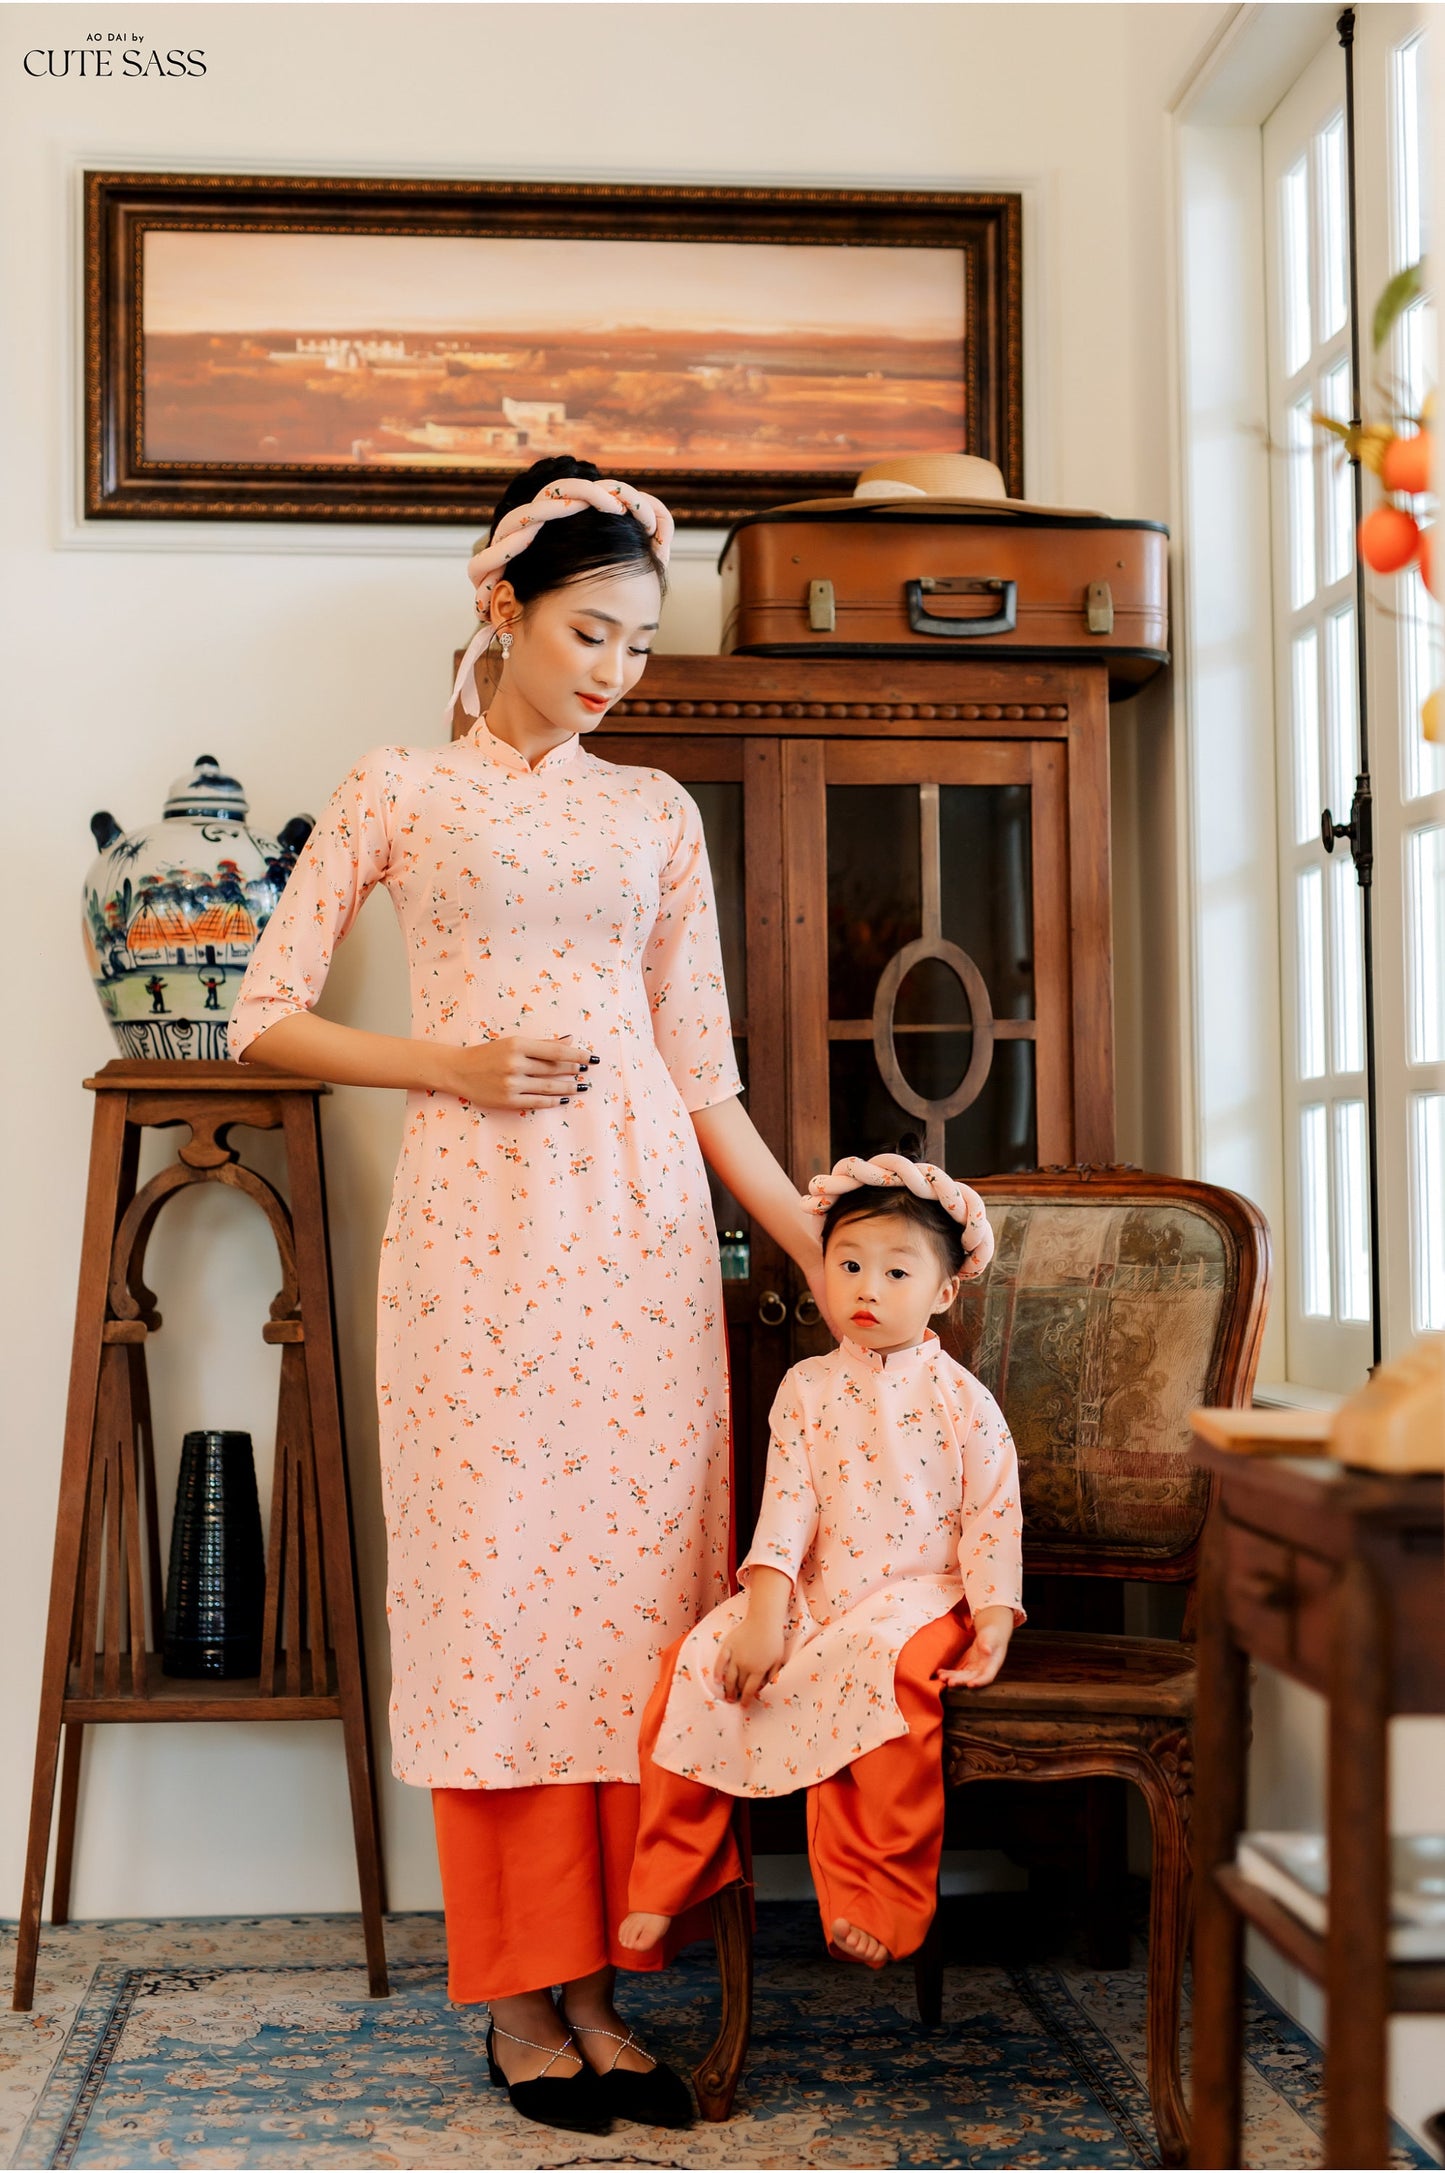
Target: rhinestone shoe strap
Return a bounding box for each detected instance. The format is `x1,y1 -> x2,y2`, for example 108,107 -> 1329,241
564,2020 -> 656,2076
491,2022 -> 582,2078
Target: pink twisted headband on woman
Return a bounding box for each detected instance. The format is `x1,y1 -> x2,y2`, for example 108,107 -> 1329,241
447,476 -> 675,724
807,1153 -> 995,1281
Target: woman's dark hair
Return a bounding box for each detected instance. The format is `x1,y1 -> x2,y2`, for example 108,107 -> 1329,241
487,454 -> 668,608
819,1138 -> 964,1283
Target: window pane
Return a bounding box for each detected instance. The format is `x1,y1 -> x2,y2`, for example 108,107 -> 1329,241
1407,824 -> 1445,1064
1320,360 -> 1354,587
1331,858 -> 1364,1073
1397,293 -> 1436,424
1326,605 -> 1358,815
1300,1105 -> 1331,1316
1282,158 -> 1312,376
1289,399 -> 1317,610
1292,628 -> 1322,843
1390,34 -> 1425,274
1412,1093 -> 1445,1332
1400,555 -> 1445,805
1334,1100 -> 1371,1323
1297,867 -> 1326,1078
1317,114 -> 1348,340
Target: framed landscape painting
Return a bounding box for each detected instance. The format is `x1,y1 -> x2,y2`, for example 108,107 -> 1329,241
85,173 -> 1022,526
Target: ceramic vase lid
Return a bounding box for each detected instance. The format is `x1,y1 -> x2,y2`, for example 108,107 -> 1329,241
163,754 -> 249,824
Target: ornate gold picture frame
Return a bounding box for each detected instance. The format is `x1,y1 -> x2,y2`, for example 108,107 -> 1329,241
85,172 -> 1023,526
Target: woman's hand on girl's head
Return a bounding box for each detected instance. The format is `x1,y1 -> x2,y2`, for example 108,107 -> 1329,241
789,1194 -> 845,1341
437,1034 -> 595,1112
935,1605 -> 1016,1691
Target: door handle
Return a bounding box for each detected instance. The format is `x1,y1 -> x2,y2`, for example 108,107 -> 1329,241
794,1293 -> 821,1326
758,1290 -> 788,1327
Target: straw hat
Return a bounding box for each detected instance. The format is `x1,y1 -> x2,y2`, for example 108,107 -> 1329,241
852,453 -> 1008,501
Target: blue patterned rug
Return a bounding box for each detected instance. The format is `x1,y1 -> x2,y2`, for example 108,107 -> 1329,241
1,1907 -> 1432,2169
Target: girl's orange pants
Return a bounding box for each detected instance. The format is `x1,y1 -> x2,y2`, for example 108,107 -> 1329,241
630,1602 -> 973,1963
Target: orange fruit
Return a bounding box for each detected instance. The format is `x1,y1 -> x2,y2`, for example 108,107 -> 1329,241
1380,430 -> 1434,494
1359,503 -> 1420,573
1420,525 -> 1436,599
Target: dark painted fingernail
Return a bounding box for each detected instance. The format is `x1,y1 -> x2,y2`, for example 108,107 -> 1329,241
576,1081 -> 590,1091
561,1097 -> 570,1105
588,1054 -> 600,1065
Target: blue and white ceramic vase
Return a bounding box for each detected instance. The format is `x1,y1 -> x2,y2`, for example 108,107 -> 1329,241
82,754 -> 312,1061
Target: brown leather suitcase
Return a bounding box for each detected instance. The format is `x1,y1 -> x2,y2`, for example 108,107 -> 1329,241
718,496 -> 1169,696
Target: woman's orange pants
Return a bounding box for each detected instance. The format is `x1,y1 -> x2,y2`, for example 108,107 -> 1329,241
630,1604 -> 973,1963
432,1776 -> 742,2004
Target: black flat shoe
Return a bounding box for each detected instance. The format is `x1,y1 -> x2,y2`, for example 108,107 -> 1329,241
564,2019 -> 695,2130
485,2022 -> 614,2135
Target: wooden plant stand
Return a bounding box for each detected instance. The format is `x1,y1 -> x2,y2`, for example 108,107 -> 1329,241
12,1060 -> 388,2009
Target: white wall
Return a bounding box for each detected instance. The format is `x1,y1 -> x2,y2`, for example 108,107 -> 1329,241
1,0 -> 1225,1921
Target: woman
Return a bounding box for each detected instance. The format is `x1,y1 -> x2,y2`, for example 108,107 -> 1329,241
228,456 -> 827,2135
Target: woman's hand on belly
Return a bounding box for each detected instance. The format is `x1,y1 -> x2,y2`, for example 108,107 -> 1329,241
240,1013 -> 592,1112
434,1034 -> 595,1112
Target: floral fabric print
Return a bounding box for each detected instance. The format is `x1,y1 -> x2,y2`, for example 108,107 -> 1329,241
650,1333 -> 1025,1798
227,719 -> 740,1789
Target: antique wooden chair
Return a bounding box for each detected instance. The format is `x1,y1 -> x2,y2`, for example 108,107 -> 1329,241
918,1166 -> 1271,2167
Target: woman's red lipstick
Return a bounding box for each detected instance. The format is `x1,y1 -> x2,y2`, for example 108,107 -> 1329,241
578,693 -> 609,713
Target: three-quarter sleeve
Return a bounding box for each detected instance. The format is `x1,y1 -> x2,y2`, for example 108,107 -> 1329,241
737,1376 -> 820,1590
227,747 -> 395,1061
957,1382 -> 1027,1625
641,782 -> 742,1114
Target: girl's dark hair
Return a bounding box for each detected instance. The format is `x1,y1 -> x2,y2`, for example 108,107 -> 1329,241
487,454 -> 668,608
819,1138 -> 965,1282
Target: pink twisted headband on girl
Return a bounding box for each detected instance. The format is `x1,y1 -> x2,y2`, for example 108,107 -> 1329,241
807,1154 -> 996,1281
447,476 -> 675,724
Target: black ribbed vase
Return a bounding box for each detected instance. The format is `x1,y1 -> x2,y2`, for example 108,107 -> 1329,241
162,1430 -> 266,1678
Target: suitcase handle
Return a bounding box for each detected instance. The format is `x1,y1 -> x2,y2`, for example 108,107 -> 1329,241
905,575 -> 1017,638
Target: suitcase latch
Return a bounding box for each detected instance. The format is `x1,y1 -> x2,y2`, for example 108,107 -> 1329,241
1086,581 -> 1115,635
807,579 -> 836,633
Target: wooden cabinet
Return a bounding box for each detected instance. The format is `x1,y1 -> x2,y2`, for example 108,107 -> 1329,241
592,653 -> 1118,1543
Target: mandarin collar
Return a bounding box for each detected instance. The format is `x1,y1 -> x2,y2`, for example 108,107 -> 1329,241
838,1331 -> 942,1375
465,714 -> 581,777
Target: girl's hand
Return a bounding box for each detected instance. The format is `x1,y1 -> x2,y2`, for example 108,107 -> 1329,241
439,1035 -> 594,1112
715,1617 -> 786,1703
936,1606 -> 1016,1691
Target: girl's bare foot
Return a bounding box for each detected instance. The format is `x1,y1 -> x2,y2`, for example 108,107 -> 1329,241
618,1909 -> 672,1952
828,1916 -> 890,1968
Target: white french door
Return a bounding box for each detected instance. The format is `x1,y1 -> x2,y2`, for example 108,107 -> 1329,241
1263,8 -> 1441,1391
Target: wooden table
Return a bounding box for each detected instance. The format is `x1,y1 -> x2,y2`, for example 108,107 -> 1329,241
1188,1410 -> 1445,2170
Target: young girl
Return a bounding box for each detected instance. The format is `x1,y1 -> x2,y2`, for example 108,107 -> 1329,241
620,1152 -> 1025,1970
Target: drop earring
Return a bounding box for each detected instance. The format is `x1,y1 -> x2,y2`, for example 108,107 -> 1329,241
497,629 -> 514,661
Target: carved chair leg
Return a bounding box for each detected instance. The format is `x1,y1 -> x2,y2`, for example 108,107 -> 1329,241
692,1879 -> 752,2121
914,1880 -> 945,2026
1139,1757 -> 1193,2168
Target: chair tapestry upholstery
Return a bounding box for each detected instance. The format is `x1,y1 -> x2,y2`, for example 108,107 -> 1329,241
953,1196 -> 1236,1562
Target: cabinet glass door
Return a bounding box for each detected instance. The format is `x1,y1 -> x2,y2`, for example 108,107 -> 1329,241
784,740 -> 1073,1190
